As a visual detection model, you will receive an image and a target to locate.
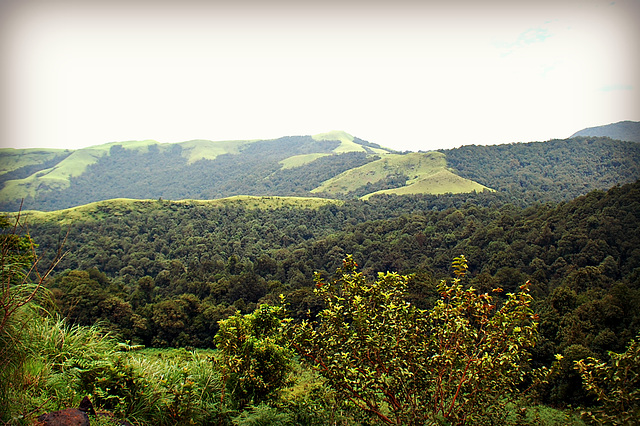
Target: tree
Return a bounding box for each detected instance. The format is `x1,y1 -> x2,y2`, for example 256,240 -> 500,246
214,303 -> 293,408
288,255 -> 539,425
575,335 -> 640,425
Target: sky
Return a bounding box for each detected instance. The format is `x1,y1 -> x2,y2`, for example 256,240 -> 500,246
1,0 -> 639,152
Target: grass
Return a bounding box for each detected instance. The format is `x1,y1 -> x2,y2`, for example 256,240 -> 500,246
362,169 -> 493,199
312,130 -> 391,155
0,142 -> 153,202
179,139 -> 257,164
311,151 -> 493,198
0,148 -> 67,176
0,138 -> 260,202
312,131 -> 367,154
1,306 -> 225,425
17,196 -> 343,226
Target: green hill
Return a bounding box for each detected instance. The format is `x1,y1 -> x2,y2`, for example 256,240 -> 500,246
312,152 -> 490,198
362,169 -> 491,199
21,195 -> 342,226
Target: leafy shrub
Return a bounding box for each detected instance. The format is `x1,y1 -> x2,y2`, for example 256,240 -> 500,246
288,255 -> 540,425
215,304 -> 294,409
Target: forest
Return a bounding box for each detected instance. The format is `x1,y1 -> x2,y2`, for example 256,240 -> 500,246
1,176 -> 639,424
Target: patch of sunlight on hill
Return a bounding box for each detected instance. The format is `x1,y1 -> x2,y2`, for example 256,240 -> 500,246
180,139 -> 256,164
98,139 -> 160,152
362,169 -> 493,199
313,130 -> 367,153
19,198 -> 148,224
279,153 -> 332,169
311,152 -> 447,195
205,195 -> 342,209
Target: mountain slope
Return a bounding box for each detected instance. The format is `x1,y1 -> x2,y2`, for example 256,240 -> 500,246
570,120 -> 640,142
0,133 -> 389,211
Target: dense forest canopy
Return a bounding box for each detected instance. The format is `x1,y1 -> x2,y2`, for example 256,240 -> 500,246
440,137 -> 640,204
16,180 -> 637,407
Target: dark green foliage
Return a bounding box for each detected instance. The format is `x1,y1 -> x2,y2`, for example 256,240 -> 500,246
26,182 -> 639,371
13,176 -> 638,415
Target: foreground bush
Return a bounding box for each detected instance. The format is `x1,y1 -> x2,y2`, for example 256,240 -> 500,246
288,255 -> 540,425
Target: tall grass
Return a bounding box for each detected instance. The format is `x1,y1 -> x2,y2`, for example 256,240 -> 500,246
1,306 -> 226,425
0,306 -> 116,423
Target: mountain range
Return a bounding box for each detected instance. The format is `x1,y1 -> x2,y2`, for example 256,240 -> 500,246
1,123 -> 639,212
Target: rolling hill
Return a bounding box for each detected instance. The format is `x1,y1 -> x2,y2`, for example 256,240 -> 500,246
1,130 -> 639,212
0,131 -> 491,212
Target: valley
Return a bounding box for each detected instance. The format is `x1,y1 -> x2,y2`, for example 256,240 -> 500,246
1,124 -> 639,424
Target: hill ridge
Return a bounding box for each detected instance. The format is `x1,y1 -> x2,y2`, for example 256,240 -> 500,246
570,120 -> 640,142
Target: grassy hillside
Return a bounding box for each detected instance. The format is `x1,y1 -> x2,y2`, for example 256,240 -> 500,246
0,139 -> 260,202
279,153 -> 332,169
178,139 -> 257,163
312,151 -> 489,197
312,130 -> 391,155
21,195 -> 342,226
362,169 -> 491,199
0,148 -> 68,175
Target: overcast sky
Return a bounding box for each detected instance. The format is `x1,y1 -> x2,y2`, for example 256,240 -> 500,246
1,0 -> 638,152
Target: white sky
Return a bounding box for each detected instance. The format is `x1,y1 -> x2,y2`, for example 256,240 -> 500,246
1,0 -> 639,152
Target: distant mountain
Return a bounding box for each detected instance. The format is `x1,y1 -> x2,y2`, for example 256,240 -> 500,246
0,131 -> 489,212
570,120 -> 640,142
